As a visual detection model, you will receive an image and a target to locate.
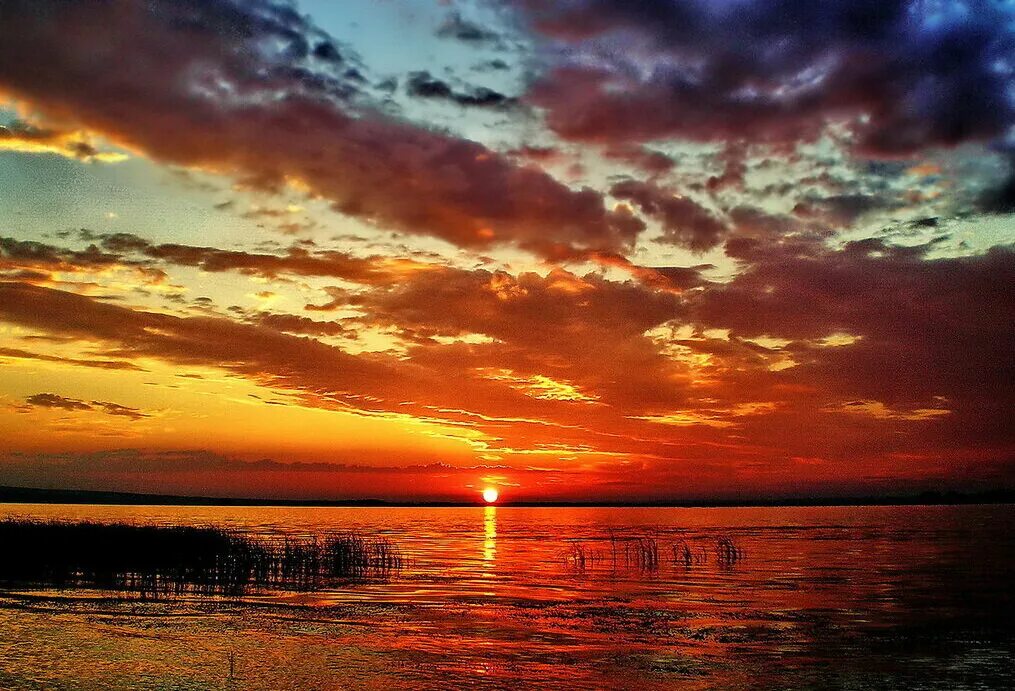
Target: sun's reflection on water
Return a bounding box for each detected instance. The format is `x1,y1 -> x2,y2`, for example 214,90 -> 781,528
482,505 -> 497,570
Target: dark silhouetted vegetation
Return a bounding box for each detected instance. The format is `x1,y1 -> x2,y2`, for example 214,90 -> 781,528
715,536 -> 743,565
620,536 -> 660,571
0,520 -> 402,597
672,539 -> 708,567
561,541 -> 597,571
561,532 -> 743,574
602,530 -> 660,572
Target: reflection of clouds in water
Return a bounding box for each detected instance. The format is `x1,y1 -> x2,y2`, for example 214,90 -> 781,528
483,505 -> 496,565
0,505 -> 1010,688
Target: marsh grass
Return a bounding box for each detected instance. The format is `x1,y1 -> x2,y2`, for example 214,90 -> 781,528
714,536 -> 743,566
560,533 -> 665,573
621,536 -> 660,571
0,520 -> 402,597
672,540 -> 708,567
561,533 -> 743,574
561,541 -> 598,571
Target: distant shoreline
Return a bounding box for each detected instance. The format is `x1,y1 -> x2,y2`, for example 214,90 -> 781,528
0,485 -> 1011,509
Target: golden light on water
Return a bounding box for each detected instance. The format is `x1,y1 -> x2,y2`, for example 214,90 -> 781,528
482,487 -> 499,504
482,504 -> 497,567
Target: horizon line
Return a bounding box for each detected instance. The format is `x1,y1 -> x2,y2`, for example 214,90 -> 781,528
0,485 -> 1012,509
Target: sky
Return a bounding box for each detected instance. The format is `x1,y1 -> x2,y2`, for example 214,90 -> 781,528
0,0 -> 1012,502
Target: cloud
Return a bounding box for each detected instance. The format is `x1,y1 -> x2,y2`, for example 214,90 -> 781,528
610,180 -> 728,251
0,346 -> 144,372
0,1 -> 1011,501
0,121 -> 126,162
687,236 -> 1015,449
25,393 -> 92,411
0,272 -> 695,459
405,71 -> 515,108
24,393 -> 147,419
91,401 -> 148,420
603,145 -> 675,175
249,312 -> 352,338
100,232 -> 439,285
2,233 -> 440,287
2,236 -> 124,275
0,0 -> 640,256
339,265 -> 704,414
436,11 -> 503,46
520,0 -> 1015,156
794,193 -> 898,226
2,239 -> 1013,493
0,281 -> 402,403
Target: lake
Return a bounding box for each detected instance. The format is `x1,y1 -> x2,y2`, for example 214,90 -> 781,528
0,503 -> 1012,689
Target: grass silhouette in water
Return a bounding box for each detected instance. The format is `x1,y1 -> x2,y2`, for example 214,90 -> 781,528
0,520 -> 402,597
672,540 -> 708,567
562,533 -> 742,573
715,536 -> 743,566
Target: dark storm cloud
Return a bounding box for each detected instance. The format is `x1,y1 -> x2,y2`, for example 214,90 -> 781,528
519,0 -> 1015,156
0,0 -> 640,256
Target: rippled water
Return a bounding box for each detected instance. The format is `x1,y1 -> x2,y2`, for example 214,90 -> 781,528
0,503 -> 1012,689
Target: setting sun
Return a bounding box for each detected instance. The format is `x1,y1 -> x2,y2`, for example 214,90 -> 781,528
482,488 -> 499,504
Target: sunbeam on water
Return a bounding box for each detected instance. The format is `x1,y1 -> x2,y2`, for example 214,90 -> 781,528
483,505 -> 497,569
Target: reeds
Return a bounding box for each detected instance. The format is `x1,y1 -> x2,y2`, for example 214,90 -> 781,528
0,520 -> 402,597
561,541 -> 598,571
672,540 -> 708,567
561,532 -> 743,574
561,533 -> 663,573
714,536 -> 743,566
602,529 -> 659,571
621,536 -> 660,571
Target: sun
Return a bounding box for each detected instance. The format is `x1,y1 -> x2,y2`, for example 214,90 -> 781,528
482,487 -> 499,504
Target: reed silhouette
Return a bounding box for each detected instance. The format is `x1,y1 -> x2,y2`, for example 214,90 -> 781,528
672,539 -> 708,567
0,520 -> 402,597
561,533 -> 742,573
715,536 -> 743,566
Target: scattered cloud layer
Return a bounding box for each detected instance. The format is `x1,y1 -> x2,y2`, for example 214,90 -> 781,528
0,0 -> 1012,500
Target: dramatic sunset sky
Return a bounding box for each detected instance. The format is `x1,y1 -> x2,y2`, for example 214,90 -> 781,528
0,0 -> 1012,501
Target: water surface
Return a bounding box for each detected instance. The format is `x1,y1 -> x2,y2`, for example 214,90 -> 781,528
1,504 -> 1012,689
